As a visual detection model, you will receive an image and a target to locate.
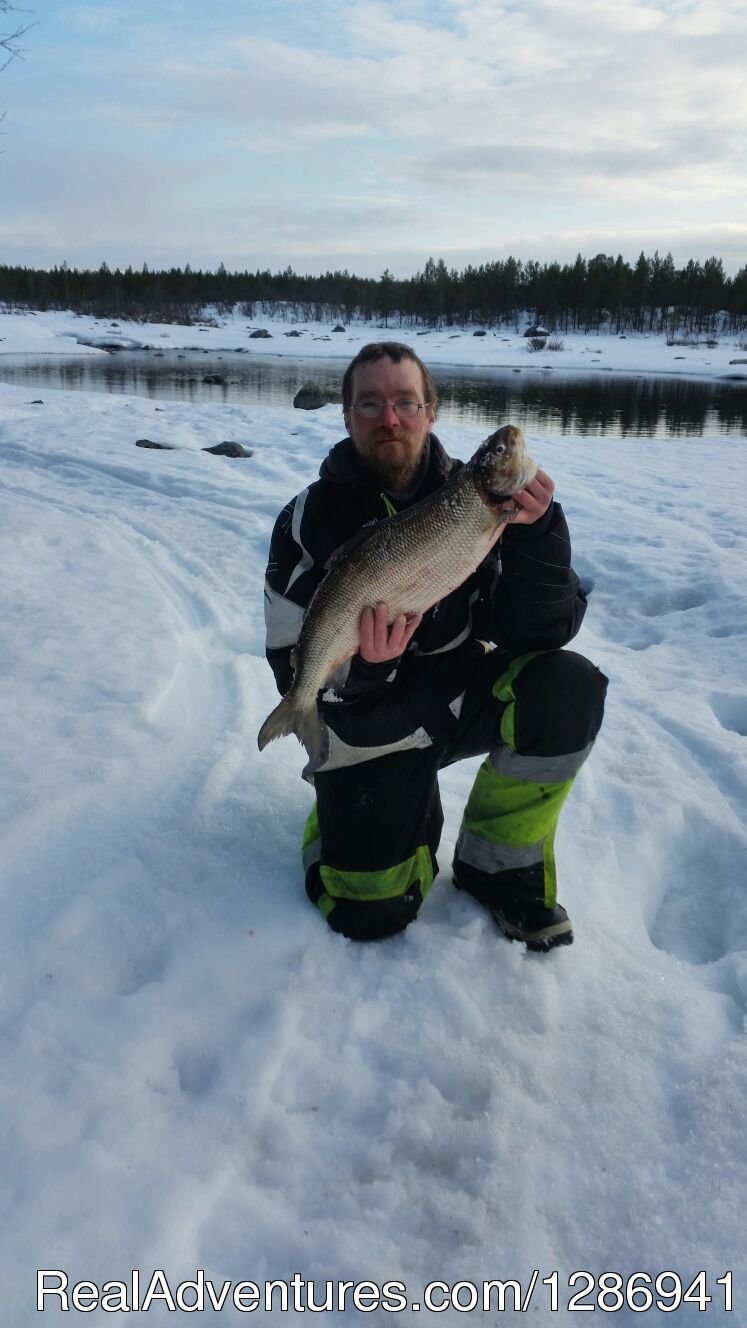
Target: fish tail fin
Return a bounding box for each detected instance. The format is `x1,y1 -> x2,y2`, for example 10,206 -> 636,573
257,695 -> 298,750
257,695 -> 322,759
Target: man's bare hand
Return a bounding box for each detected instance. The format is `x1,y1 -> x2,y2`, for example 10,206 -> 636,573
359,601 -> 423,664
511,467 -> 555,525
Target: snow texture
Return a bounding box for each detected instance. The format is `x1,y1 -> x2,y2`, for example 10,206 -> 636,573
1,311 -> 746,1324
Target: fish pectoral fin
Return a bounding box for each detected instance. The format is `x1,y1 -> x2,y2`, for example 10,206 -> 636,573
328,647 -> 357,673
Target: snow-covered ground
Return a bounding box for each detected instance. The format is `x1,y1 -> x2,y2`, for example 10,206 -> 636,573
2,304 -> 747,381
1,311 -> 746,1324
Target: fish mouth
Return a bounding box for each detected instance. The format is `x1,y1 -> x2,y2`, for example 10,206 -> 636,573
478,463 -> 536,510
481,485 -> 520,511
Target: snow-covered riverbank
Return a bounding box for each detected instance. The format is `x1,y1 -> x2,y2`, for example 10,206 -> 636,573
2,305 -> 746,383
1,310 -> 746,1323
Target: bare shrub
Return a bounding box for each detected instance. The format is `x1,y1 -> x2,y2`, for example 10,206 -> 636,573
547,335 -> 565,351
526,336 -> 547,351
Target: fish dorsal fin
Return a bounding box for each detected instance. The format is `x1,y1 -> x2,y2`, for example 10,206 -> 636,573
324,519 -> 380,570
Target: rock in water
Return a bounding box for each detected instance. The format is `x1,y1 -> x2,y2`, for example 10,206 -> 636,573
293,382 -> 341,410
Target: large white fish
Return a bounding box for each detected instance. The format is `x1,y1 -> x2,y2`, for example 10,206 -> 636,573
258,425 -> 537,759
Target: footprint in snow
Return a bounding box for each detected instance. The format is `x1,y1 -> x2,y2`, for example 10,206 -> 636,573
176,1047 -> 220,1096
639,584 -> 710,617
707,622 -> 746,640
646,818 -> 747,970
118,943 -> 169,996
656,712 -> 747,822
598,617 -> 663,651
710,692 -> 747,739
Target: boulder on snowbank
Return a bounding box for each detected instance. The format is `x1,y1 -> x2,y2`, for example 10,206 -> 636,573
293,382 -> 341,410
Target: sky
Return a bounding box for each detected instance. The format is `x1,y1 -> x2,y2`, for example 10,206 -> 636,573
1,0 -> 746,278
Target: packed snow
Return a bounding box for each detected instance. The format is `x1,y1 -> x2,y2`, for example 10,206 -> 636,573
1,311 -> 746,1324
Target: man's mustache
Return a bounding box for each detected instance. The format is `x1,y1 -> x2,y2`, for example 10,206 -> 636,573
372,427 -> 409,443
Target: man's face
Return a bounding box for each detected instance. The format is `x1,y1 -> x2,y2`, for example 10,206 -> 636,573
344,355 -> 436,491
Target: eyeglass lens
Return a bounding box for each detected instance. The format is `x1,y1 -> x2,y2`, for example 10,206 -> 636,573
353,399 -> 424,419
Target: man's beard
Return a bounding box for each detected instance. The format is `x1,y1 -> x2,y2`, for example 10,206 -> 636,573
361,427 -> 423,490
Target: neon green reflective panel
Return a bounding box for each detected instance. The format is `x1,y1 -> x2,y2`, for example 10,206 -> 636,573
462,762 -> 574,908
542,838 -> 559,909
302,802 -> 320,854
491,650 -> 547,751
463,762 -> 574,846
302,803 -> 432,912
500,701 -> 516,751
321,843 -> 434,902
317,892 -> 336,919
380,493 -> 397,517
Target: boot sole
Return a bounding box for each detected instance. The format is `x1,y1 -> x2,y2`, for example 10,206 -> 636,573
492,910 -> 574,952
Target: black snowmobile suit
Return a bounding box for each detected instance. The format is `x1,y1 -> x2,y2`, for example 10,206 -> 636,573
263,433 -> 607,941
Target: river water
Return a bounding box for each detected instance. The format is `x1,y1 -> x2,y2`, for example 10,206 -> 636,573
0,350 -> 744,437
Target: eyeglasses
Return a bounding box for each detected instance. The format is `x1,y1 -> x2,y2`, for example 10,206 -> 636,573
350,398 -> 431,421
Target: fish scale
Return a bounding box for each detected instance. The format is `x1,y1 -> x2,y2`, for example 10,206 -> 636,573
258,425 -> 536,758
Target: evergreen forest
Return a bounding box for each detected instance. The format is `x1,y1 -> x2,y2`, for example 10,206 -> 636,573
1,251 -> 745,336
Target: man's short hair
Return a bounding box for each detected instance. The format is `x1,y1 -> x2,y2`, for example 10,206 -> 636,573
342,341 -> 438,412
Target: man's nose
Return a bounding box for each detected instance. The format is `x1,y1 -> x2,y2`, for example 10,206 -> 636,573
379,401 -> 401,425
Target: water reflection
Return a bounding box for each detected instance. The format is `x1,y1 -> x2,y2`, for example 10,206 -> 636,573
0,350 -> 744,437
433,369 -> 747,436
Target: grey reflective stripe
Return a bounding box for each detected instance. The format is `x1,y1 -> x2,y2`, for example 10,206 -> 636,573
456,829 -> 544,874
303,719 -> 433,781
449,691 -> 465,719
489,741 -> 594,783
264,581 -> 305,648
303,837 -> 322,873
286,489 -> 314,592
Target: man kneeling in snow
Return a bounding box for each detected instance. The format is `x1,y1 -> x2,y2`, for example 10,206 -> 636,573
264,342 -> 607,948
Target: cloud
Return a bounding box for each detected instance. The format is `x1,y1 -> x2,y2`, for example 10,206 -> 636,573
3,0 -> 745,273
416,127 -> 745,202
100,2 -> 746,184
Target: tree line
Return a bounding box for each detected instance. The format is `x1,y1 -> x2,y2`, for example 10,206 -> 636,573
1,250 -> 745,335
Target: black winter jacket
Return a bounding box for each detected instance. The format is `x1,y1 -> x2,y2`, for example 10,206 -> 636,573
264,433 -> 587,699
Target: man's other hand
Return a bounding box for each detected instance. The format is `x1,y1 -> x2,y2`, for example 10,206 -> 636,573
359,601 -> 423,664
511,467 -> 555,525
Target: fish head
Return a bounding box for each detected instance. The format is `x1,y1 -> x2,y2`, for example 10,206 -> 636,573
470,425 -> 538,508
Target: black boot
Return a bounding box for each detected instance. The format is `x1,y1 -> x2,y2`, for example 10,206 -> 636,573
453,863 -> 573,952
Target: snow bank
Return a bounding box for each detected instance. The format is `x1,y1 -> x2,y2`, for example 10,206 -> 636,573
2,305 -> 746,382
1,351 -> 746,1323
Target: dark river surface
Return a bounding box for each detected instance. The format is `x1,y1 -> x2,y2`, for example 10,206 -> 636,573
0,350 -> 745,437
